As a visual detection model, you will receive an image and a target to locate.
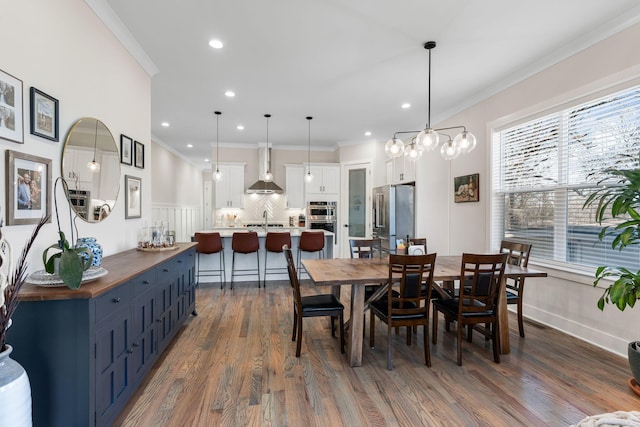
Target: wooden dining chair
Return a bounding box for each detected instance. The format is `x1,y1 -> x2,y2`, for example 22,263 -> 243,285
283,245 -> 345,357
500,240 -> 532,337
369,253 -> 437,370
432,253 -> 507,366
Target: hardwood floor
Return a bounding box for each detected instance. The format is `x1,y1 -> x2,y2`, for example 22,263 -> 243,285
114,280 -> 638,426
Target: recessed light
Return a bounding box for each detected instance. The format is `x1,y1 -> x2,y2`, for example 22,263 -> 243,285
364,131 -> 372,136
237,125 -> 244,130
401,103 -> 411,109
209,39 -> 223,49
225,91 -> 235,97
204,158 -> 210,162
187,144 -> 193,148
161,122 -> 170,127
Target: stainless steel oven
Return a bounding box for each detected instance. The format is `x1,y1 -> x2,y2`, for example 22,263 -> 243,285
307,201 -> 337,238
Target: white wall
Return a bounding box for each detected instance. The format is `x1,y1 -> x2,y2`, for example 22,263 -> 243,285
0,0 -> 151,271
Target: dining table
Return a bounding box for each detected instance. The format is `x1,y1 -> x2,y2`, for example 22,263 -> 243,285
302,255 -> 548,367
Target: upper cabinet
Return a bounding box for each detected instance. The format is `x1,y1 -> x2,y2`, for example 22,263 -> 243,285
386,156 -> 415,185
215,163 -> 245,209
285,165 -> 304,209
305,164 -> 340,198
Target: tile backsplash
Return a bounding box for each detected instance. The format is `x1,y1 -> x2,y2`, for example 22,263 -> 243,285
215,194 -> 305,227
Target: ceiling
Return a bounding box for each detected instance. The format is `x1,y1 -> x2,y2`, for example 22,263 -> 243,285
98,0 -> 640,169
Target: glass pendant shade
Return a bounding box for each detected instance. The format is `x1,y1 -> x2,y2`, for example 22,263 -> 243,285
213,167 -> 223,181
384,137 -> 405,158
304,170 -> 314,183
440,138 -> 461,160
405,143 -> 422,161
87,160 -> 100,173
455,130 -> 477,154
263,171 -> 273,182
415,128 -> 439,151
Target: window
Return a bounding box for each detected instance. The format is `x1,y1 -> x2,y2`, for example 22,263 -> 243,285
492,85 -> 640,270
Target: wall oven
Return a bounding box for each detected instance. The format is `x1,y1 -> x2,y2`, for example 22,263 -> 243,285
307,201 -> 337,238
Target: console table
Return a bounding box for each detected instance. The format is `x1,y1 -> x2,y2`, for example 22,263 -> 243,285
7,243 -> 197,427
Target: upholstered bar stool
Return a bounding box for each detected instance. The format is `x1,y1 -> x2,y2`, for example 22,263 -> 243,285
264,231 -> 292,284
296,231 -> 325,279
231,231 -> 261,288
194,232 -> 225,289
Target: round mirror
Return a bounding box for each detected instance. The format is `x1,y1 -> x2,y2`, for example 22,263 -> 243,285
61,118 -> 120,222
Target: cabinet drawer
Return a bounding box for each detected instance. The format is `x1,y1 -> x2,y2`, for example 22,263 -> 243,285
131,269 -> 157,297
95,283 -> 131,320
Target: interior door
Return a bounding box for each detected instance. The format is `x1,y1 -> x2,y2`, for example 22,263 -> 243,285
340,162 -> 372,257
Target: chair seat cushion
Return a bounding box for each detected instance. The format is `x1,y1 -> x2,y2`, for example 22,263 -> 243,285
371,299 -> 423,319
434,298 -> 494,318
301,294 -> 344,313
506,290 -> 519,302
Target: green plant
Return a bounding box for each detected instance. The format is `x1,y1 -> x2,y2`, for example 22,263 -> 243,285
42,178 -> 92,290
584,164 -> 640,311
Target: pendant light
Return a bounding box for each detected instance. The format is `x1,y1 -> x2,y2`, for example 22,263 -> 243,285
213,111 -> 223,181
86,120 -> 101,173
304,116 -> 314,183
263,114 -> 273,182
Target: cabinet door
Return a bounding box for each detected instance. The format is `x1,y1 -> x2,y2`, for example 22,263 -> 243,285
131,284 -> 157,386
157,264 -> 178,354
285,165 -> 304,208
215,164 -> 245,208
321,165 -> 340,194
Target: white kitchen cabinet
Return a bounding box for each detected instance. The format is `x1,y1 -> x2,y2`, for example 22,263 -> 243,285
305,164 -> 340,198
215,164 -> 245,208
285,165 -> 304,209
387,155 -> 415,184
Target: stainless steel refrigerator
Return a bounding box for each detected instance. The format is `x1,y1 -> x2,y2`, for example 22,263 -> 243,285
372,184 -> 415,252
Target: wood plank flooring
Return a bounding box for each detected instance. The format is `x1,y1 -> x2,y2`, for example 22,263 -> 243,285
114,280 -> 639,426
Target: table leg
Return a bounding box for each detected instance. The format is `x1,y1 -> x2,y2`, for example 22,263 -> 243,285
498,277 -> 510,354
349,285 -> 365,367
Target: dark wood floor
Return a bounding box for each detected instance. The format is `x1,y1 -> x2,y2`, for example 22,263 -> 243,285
114,280 -> 639,426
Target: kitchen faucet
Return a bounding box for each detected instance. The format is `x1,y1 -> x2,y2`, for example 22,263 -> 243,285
262,210 -> 269,231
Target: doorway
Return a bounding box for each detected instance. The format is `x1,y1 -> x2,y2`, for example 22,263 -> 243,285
340,162 -> 372,257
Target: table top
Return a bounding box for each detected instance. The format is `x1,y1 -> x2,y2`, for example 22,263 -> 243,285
302,255 -> 547,286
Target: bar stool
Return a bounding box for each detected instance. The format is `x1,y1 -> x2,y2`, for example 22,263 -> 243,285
194,232 -> 226,289
264,231 -> 292,284
231,231 -> 261,288
297,231 -> 325,279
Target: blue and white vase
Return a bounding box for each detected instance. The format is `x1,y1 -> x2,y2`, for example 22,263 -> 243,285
77,237 -> 103,267
0,345 -> 32,426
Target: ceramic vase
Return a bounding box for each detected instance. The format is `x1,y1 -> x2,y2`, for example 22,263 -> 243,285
0,345 -> 32,426
77,237 -> 103,267
628,341 -> 640,382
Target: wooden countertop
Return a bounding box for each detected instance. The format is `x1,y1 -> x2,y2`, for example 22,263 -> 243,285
18,242 -> 197,302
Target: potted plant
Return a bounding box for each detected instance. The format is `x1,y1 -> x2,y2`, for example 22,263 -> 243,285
583,160 -> 640,389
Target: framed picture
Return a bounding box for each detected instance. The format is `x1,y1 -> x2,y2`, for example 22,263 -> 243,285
120,134 -> 133,165
454,173 -> 479,203
5,150 -> 52,225
0,69 -> 24,144
124,175 -> 141,219
134,140 -> 144,169
29,87 -> 59,141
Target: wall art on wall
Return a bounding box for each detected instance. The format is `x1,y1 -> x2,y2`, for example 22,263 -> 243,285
125,175 -> 141,219
5,150 -> 51,225
0,69 -> 24,144
120,134 -> 133,165
454,173 -> 479,203
134,140 -> 144,169
29,87 -> 59,141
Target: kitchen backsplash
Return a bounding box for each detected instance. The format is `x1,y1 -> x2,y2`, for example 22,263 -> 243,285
215,194 -> 305,227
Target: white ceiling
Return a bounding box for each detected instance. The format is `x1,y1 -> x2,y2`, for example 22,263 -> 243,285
97,0 -> 640,168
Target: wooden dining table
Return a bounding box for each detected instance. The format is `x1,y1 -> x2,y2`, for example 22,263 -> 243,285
302,255 -> 548,367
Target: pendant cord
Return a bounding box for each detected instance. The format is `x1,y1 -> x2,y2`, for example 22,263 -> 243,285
427,46 -> 431,129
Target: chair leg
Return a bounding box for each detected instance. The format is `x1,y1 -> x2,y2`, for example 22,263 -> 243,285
492,322 -> 501,363
406,327 -> 412,346
432,308 -> 438,345
517,299 -> 525,338
387,325 -> 393,370
292,309 -> 298,342
457,321 -> 463,366
220,251 -> 226,289
230,252 -> 236,289
467,324 -> 473,342
295,315 -> 303,357
424,323 -> 431,367
256,251 -> 261,288
339,312 -> 345,354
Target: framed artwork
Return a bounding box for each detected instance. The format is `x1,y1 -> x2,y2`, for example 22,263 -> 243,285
124,175 -> 141,219
5,150 -> 52,225
29,87 -> 59,141
454,173 -> 479,203
134,140 -> 144,169
120,134 -> 133,165
0,69 -> 24,144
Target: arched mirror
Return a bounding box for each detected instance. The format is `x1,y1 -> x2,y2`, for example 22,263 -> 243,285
61,118 -> 120,222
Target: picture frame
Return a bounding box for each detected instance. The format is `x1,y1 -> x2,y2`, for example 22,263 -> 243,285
124,175 -> 142,219
29,87 -> 59,141
5,150 -> 52,225
454,173 -> 479,203
0,69 -> 24,144
134,140 -> 144,169
120,134 -> 133,165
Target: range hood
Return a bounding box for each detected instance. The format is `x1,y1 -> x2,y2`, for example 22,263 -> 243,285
247,148 -> 284,194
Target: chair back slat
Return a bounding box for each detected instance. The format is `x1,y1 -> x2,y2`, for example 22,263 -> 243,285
349,238 -> 382,259
499,240 -> 532,293
283,245 -> 302,308
387,253 -> 437,316
459,253 -> 507,315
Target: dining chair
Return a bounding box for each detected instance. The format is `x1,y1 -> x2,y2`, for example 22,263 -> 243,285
349,238 -> 392,300
230,231 -> 261,288
369,253 -> 437,370
263,231 -> 292,284
432,253 -> 507,366
296,231 -> 325,279
500,240 -> 532,337
193,232 -> 225,289
283,245 -> 345,357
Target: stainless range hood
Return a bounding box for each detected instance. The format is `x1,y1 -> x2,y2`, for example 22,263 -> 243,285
246,148 -> 284,194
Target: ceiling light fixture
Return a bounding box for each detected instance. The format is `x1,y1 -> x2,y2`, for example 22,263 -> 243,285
209,39 -> 223,49
263,114 -> 273,182
161,122 -> 170,127
401,103 -> 411,109
387,41 -> 477,161
305,116 -> 314,183
225,91 -> 235,97
86,120 -> 101,173
365,131 -> 372,136
213,111 -> 223,181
